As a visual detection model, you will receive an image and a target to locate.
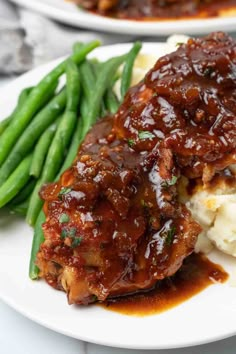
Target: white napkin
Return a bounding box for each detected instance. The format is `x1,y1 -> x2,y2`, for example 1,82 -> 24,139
0,0 -> 137,74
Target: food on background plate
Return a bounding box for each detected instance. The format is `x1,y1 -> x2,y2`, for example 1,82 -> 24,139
73,0 -> 236,20
36,32 -> 236,305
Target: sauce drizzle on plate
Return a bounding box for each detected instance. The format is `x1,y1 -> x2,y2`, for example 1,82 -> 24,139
102,253 -> 228,316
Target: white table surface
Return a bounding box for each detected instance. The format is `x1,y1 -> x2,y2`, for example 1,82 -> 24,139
1,74 -> 236,354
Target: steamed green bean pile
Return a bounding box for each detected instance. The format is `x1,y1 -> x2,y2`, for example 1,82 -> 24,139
0,40 -> 142,279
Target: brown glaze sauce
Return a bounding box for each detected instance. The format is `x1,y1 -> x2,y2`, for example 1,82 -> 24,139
38,33 -> 235,306
101,253 -> 228,316
87,0 -> 236,20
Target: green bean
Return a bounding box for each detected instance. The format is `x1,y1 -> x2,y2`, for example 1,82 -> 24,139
80,95 -> 89,119
79,61 -> 96,119
72,42 -> 84,55
0,89 -> 66,185
28,51 -> 124,278
120,42 -> 142,100
26,60 -> 81,226
89,60 -> 112,117
29,121 -> 83,279
58,118 -> 83,176
30,121 -> 59,178
91,60 -> 120,87
18,87 -> 34,106
10,198 -> 29,217
89,57 -> 100,65
66,60 -> 81,112
80,59 -> 119,119
29,62 -> 82,276
0,40 -> 100,167
9,178 -> 36,205
0,87 -> 33,136
100,100 -> 107,117
105,89 -> 119,114
0,81 -> 57,167
82,54 -> 127,136
29,210 -> 45,279
28,47 -> 128,280
79,61 -> 95,101
0,154 -> 32,208
29,120 -> 84,279
0,116 -> 12,136
18,84 -> 57,114
80,59 -> 118,119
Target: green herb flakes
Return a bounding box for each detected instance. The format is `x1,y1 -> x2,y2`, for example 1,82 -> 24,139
71,237 -> 82,248
68,227 -> 77,237
59,213 -> 70,223
60,227 -> 82,248
58,187 -> 72,199
168,176 -> 178,186
127,138 -> 134,147
60,227 -> 76,239
61,229 -> 68,239
166,226 -> 176,246
162,176 -> 178,188
138,131 -> 155,140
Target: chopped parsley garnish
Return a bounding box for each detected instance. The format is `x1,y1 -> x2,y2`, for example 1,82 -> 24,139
59,213 -> 70,223
127,138 -> 134,147
61,229 -> 68,239
71,237 -> 82,248
60,227 -> 77,239
168,175 -> 178,186
138,131 -> 155,140
166,226 -> 176,246
162,176 -> 178,188
58,187 -> 72,200
60,226 -> 82,248
68,227 -> 77,237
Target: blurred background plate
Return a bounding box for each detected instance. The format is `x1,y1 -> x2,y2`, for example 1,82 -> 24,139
9,0 -> 236,36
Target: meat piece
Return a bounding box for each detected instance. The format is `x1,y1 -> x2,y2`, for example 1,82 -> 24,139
116,31 -> 236,180
37,32 -> 236,305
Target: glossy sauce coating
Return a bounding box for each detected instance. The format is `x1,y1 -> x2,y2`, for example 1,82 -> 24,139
37,33 -> 236,306
116,32 -> 236,182
102,253 -> 228,316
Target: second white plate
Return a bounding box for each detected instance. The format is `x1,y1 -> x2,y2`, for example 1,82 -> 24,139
9,0 -> 236,36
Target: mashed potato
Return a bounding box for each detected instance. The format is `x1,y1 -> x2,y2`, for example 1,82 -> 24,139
121,35 -> 236,258
187,183 -> 236,256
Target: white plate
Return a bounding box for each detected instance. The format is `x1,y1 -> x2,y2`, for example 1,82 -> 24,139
9,0 -> 236,36
1,42 -> 236,350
